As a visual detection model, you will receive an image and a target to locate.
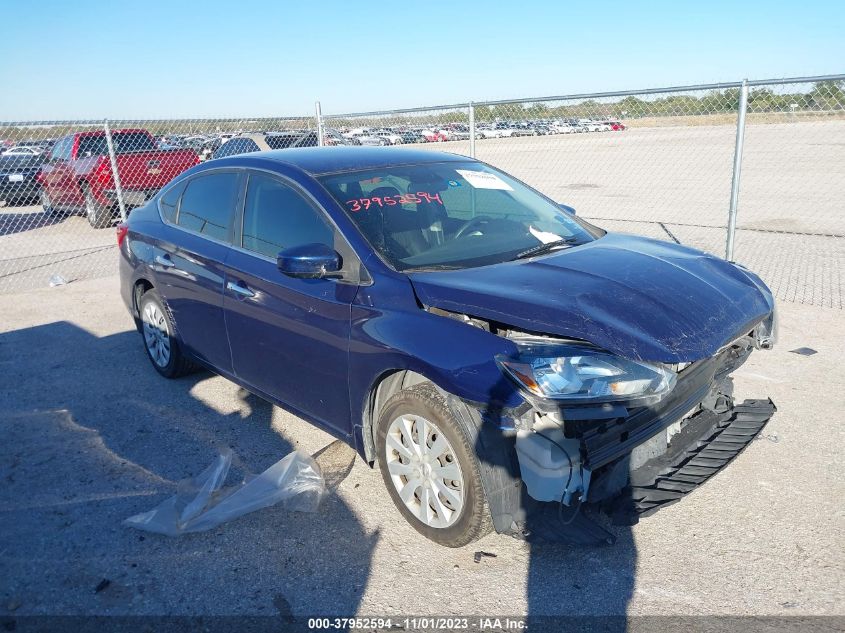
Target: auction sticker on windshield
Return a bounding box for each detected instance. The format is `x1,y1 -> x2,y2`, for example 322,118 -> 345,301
456,169 -> 513,191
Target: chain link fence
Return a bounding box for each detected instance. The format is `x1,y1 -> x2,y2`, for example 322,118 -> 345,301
321,75 -> 845,308
0,115 -> 316,292
1,76 -> 843,306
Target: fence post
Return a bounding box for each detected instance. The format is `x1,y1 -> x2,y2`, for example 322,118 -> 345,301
103,120 -> 127,222
725,79 -> 749,261
315,101 -> 324,147
468,102 -> 476,158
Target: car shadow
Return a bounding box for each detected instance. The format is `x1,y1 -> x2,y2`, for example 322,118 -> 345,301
475,376 -> 636,630
0,320 -> 375,619
0,205 -> 69,237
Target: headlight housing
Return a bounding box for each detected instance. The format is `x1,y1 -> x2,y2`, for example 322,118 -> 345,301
496,341 -> 677,406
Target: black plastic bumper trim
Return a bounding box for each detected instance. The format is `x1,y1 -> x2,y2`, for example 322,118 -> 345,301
608,398 -> 776,522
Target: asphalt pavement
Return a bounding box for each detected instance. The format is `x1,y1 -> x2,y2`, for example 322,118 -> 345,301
0,276 -> 842,620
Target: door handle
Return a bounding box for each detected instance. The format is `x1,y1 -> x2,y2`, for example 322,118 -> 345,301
154,254 -> 175,268
226,281 -> 255,299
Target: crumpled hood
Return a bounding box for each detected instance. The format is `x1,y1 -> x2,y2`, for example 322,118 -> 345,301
408,233 -> 774,363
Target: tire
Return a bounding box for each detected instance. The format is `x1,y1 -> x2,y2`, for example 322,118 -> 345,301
376,383 -> 493,547
138,288 -> 196,379
41,189 -> 63,215
81,183 -> 114,228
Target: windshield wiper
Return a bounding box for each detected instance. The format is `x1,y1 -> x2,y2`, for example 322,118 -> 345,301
515,237 -> 580,260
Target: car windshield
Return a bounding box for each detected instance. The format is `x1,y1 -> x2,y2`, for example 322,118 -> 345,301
318,161 -> 596,271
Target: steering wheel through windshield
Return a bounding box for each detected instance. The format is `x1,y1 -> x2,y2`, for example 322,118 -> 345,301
454,215 -> 496,239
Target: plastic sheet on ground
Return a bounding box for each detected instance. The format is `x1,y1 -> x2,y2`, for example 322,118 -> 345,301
124,448 -> 324,536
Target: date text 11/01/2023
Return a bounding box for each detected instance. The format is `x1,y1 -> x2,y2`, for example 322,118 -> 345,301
306,617 -> 526,630
345,192 -> 444,212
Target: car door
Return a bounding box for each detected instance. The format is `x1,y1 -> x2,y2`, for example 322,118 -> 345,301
153,169 -> 243,374
222,171 -> 359,436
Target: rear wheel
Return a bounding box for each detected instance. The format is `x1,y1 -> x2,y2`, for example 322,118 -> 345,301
138,288 -> 195,378
376,383 -> 492,547
41,189 -> 64,216
81,183 -> 114,228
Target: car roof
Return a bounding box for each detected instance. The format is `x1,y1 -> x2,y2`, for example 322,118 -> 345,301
254,146 -> 469,175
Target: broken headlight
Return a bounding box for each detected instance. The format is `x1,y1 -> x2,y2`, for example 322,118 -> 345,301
496,341 -> 677,406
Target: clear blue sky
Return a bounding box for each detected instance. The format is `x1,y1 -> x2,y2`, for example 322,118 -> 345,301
1,0 -> 842,121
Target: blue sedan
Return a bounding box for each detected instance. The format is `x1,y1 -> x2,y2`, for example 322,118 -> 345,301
119,147 -> 777,546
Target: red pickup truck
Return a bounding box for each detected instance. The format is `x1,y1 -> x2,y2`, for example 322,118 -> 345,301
38,129 -> 199,228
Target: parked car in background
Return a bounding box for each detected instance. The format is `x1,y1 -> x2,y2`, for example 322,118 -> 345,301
212,131 -> 320,159
197,137 -> 222,161
420,129 -> 448,142
38,129 -> 199,228
441,124 -> 471,140
479,122 -> 519,139
0,151 -> 45,205
607,120 -> 627,131
475,124 -> 495,139
13,139 -> 55,153
401,131 -> 426,144
119,146 -> 776,548
511,123 -> 538,137
2,145 -> 43,157
551,121 -> 576,134
347,131 -> 390,146
323,128 -> 355,146
371,129 -> 404,145
565,119 -> 586,132
576,119 -> 608,132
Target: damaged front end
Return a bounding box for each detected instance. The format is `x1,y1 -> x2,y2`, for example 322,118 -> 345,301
445,312 -> 778,546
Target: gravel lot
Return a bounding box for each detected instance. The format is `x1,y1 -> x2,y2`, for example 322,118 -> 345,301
2,121 -> 843,306
1,275 -> 843,621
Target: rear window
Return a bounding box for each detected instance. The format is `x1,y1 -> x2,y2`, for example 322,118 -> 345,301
265,135 -> 299,150
176,172 -> 240,241
76,132 -> 155,157
213,138 -> 260,159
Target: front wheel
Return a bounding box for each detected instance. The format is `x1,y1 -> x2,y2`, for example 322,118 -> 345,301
376,383 -> 492,547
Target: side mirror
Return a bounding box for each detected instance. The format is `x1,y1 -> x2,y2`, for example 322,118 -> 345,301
277,243 -> 342,279
558,203 -> 576,215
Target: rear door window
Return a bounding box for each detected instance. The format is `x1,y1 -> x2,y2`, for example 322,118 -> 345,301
176,172 -> 240,241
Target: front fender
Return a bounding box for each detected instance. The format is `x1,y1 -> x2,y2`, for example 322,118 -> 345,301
348,275 -> 526,450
